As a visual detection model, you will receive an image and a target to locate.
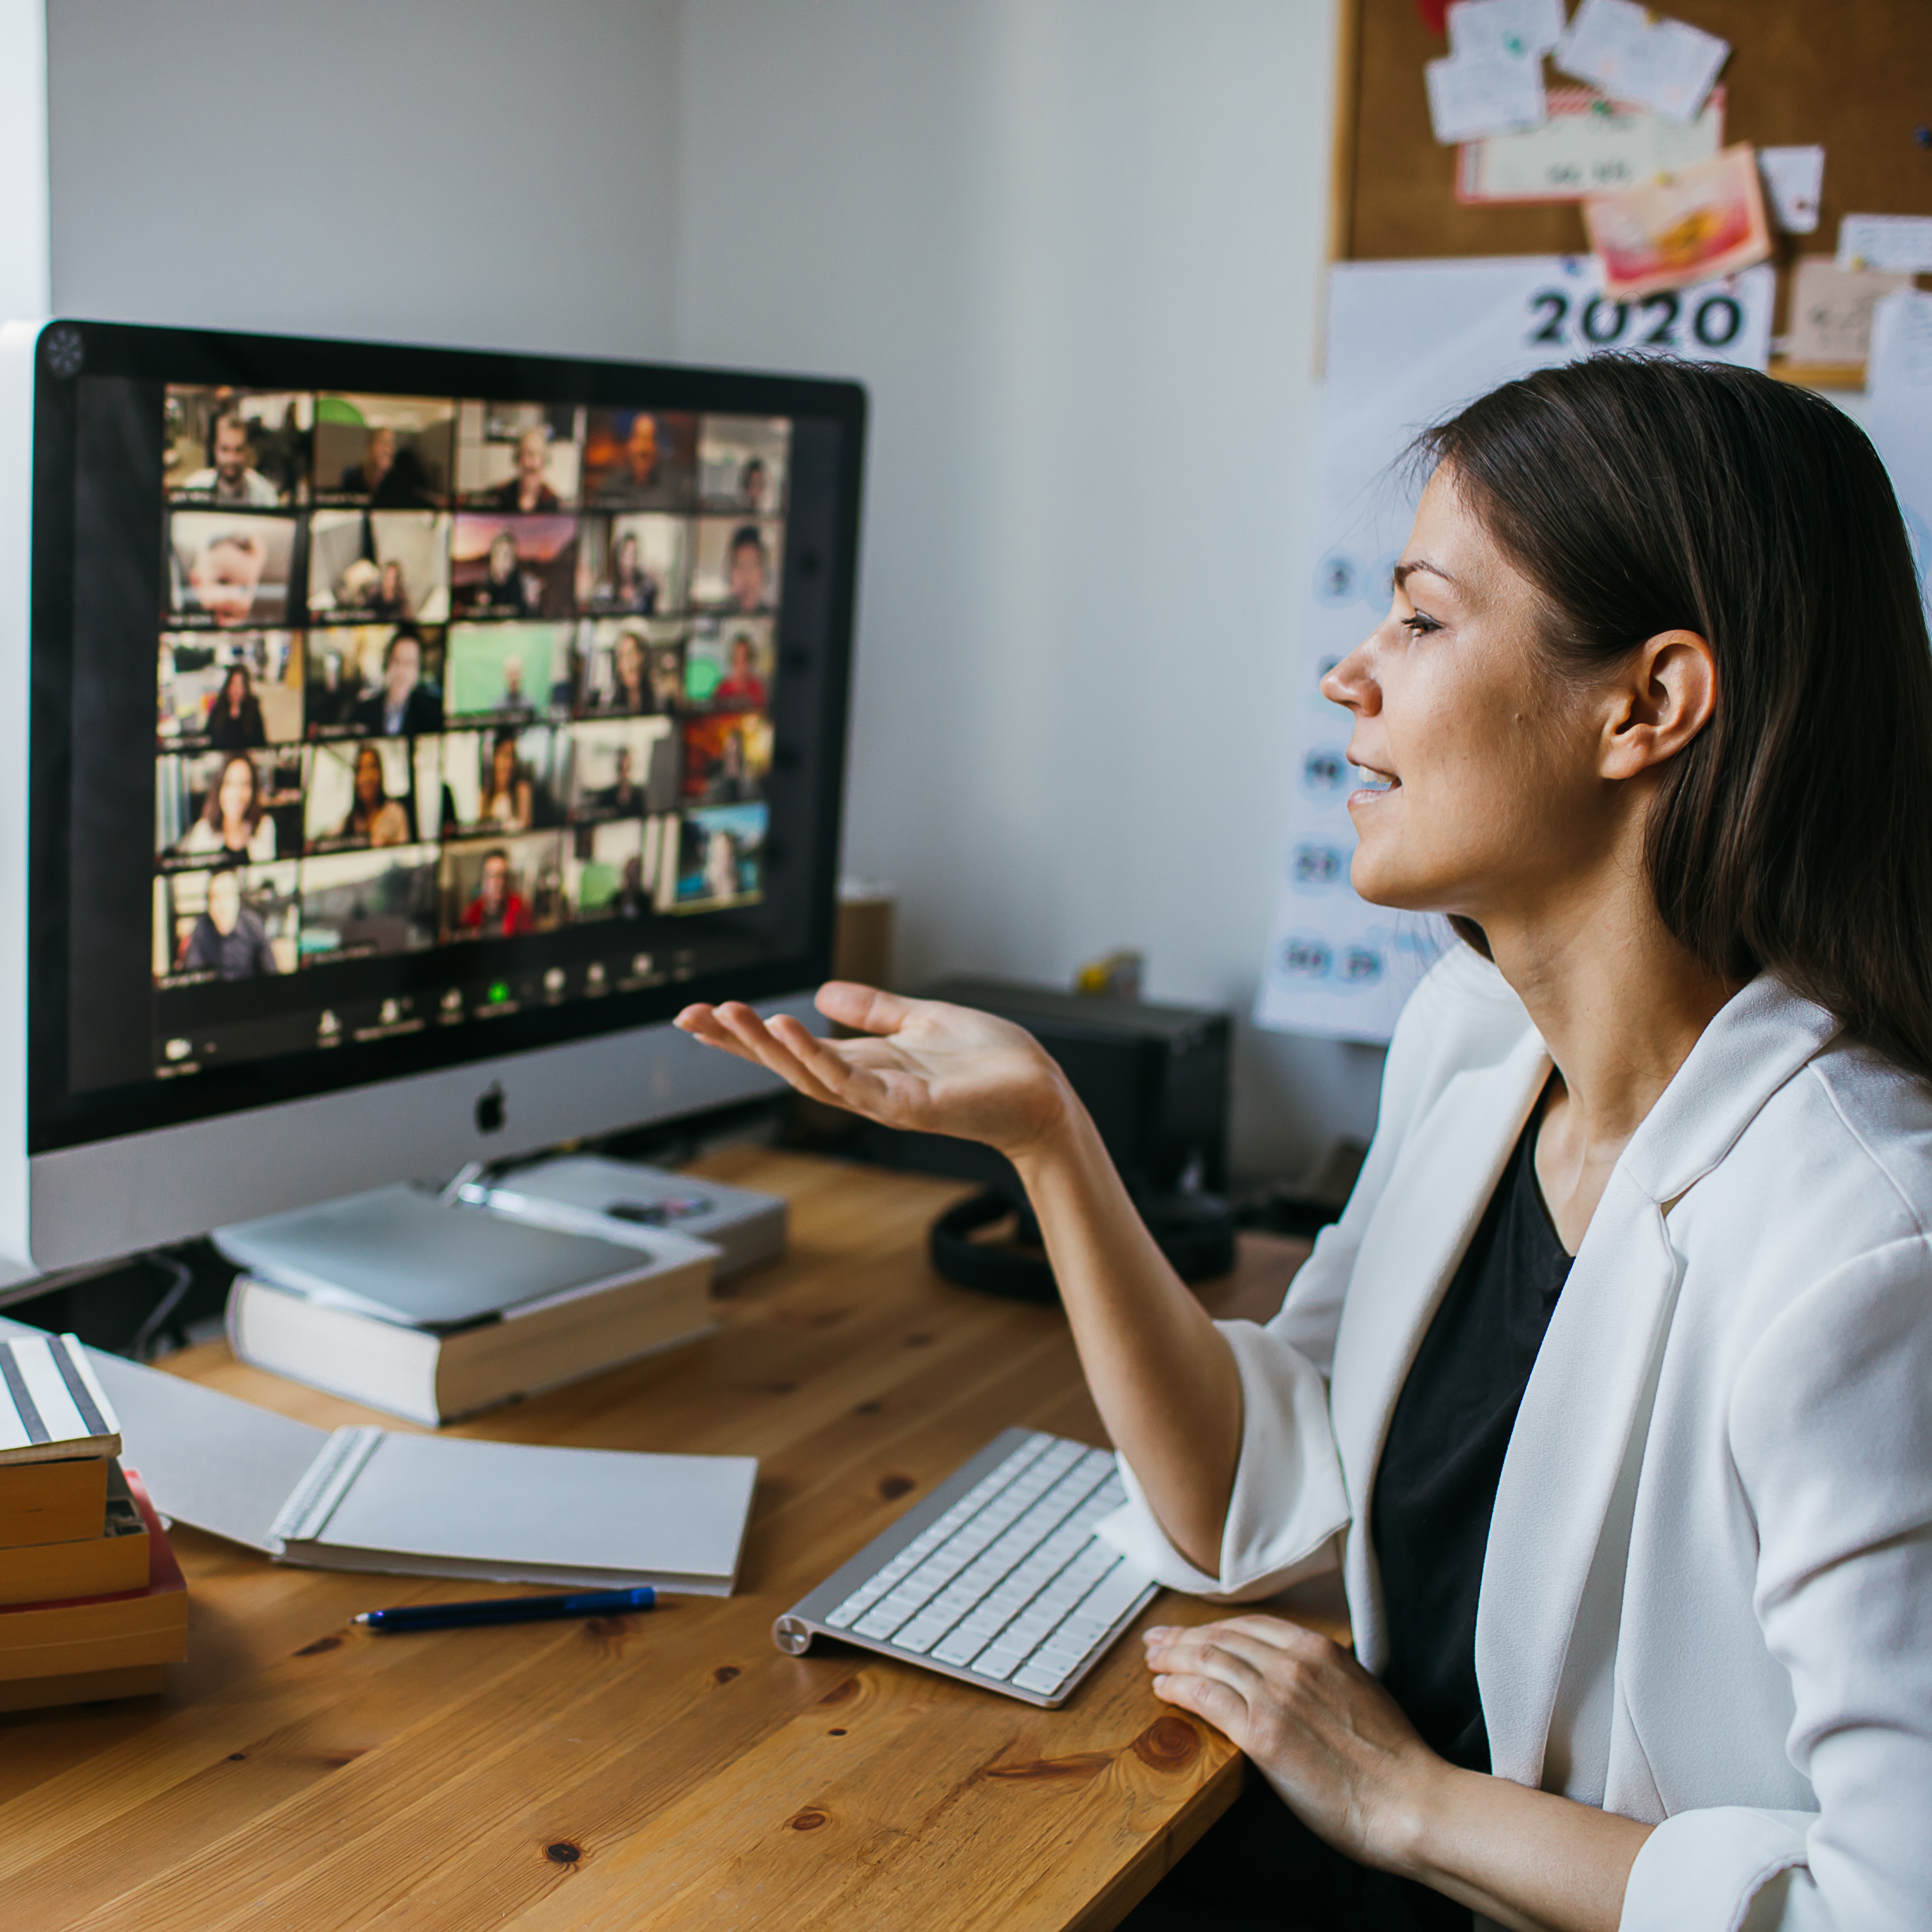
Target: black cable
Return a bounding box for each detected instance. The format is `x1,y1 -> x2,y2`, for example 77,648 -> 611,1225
125,1250 -> 197,1363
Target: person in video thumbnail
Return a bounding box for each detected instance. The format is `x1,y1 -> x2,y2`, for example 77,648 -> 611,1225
204,664 -> 267,749
649,644 -> 684,713
180,412 -> 281,507
489,427 -> 560,513
461,848 -> 530,936
604,628 -> 652,714
605,531 -> 658,614
494,655 -> 532,717
479,731 -> 534,831
599,413 -> 661,502
727,525 -> 770,613
176,753 -> 276,862
351,628 -> 444,736
370,559 -> 410,620
704,728 -> 758,805
704,828 -> 740,903
341,425 -> 439,508
181,867 -> 279,979
186,528 -> 268,627
739,456 -> 768,514
591,746 -> 644,815
339,745 -> 410,847
713,633 -> 768,709
473,529 -> 531,616
340,425 -> 395,498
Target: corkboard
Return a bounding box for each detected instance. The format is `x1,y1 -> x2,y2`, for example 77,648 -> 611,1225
1330,0 -> 1932,381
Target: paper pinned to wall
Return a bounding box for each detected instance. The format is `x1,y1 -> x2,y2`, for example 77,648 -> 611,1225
1756,146 -> 1824,234
1582,143 -> 1771,298
1426,49 -> 1547,144
1785,259 -> 1909,366
1555,0 -> 1728,123
1458,87 -> 1721,204
1256,257 -> 1773,1044
1446,0 -> 1567,62
1838,214 -> 1932,275
1864,290 -> 1932,617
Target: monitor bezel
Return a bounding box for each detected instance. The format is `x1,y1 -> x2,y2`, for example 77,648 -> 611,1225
26,320 -> 864,1157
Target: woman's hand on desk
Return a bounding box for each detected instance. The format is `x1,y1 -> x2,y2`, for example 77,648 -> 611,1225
673,982 -> 1073,1160
1142,1616 -> 1653,1932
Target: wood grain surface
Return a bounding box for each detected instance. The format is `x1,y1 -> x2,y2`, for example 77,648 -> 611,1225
0,1151 -> 1331,1932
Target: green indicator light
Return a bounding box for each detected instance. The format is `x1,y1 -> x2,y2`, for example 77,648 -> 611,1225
489,982 -> 510,1004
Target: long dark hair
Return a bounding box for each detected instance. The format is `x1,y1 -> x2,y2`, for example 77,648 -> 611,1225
1417,354 -> 1932,1079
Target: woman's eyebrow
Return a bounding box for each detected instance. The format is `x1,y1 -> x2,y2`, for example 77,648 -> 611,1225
1393,558 -> 1456,592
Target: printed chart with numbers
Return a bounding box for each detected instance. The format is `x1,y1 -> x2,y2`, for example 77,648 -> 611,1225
1257,255 -> 1773,1044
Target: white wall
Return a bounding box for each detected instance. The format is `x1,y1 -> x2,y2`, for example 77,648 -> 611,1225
41,0 -> 1383,1184
0,0 -> 49,320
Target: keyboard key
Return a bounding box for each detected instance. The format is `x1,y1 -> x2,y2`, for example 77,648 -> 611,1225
973,1645 -> 1028,1682
934,1630 -> 991,1667
1070,1558 -> 1154,1632
1012,1661 -> 1070,1696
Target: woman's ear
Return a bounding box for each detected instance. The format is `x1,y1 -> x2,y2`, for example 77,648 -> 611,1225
1601,628 -> 1716,780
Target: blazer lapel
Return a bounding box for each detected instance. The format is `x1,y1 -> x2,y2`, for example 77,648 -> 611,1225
1330,1022 -> 1551,1670
1476,976 -> 1841,1791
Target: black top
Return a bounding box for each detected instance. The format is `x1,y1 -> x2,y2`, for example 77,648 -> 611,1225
1371,1094 -> 1574,1776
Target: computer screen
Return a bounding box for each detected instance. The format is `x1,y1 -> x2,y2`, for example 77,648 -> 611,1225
20,323 -> 862,1195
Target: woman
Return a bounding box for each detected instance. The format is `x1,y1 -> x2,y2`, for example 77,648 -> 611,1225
369,558 -> 410,619
204,663 -> 267,748
604,628 -> 652,714
477,730 -> 533,831
673,359 -> 1932,1932
603,531 -> 659,614
336,744 -> 409,847
175,752 -> 276,862
474,530 -> 530,615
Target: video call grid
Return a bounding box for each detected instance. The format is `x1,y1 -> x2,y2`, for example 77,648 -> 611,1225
152,388 -> 789,1000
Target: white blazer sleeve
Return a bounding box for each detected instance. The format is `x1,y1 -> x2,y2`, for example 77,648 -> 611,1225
1099,952 -> 1501,1599
1620,1237 -> 1932,1931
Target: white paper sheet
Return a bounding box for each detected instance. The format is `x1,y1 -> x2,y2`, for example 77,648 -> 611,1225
1555,0 -> 1727,122
1756,146 -> 1823,234
1838,214 -> 1932,275
1426,51 -> 1547,145
1459,88 -> 1720,203
1256,257 -> 1773,1043
1865,291 -> 1932,621
1447,0 -> 1567,61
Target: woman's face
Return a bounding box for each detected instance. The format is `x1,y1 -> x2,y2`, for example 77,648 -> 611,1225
1320,467 -> 1617,928
354,747 -> 383,806
222,668 -> 247,708
616,635 -> 644,691
489,533 -> 518,578
217,757 -> 254,828
492,740 -> 517,789
616,534 -> 639,575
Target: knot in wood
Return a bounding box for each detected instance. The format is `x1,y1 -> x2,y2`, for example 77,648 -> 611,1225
295,1634 -> 342,1656
877,1474 -> 915,1500
712,1665 -> 741,1684
545,1841 -> 581,1865
788,1809 -> 828,1832
1133,1716 -> 1199,1771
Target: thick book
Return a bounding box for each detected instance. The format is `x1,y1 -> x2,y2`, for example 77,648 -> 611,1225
0,1471 -> 187,1683
0,1464 -> 149,1607
217,1183 -> 719,1425
461,1156 -> 788,1280
79,1347 -> 757,1597
0,1331 -> 122,1466
0,1455 -> 108,1552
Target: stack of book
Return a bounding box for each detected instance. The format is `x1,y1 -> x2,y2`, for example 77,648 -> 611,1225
0,1331 -> 188,1712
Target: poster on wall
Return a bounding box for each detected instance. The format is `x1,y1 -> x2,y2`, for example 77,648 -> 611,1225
1255,254 -> 1775,1044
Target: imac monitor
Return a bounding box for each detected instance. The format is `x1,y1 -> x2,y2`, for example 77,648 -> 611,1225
0,320 -> 866,1273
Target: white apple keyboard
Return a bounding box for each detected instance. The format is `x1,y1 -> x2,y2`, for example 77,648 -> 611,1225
772,1428 -> 1159,1708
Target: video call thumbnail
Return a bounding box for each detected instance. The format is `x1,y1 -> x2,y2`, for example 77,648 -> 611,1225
670,802 -> 766,911
165,511 -> 301,630
698,416 -> 790,514
313,396 -> 455,507
577,513 -> 689,615
439,725 -> 562,836
441,833 -> 565,938
307,511 -> 452,624
564,815 -> 663,922
157,632 -> 305,749
303,738 -> 442,852
580,410 -> 698,510
455,402 -> 583,511
299,845 -> 442,962
155,749 -> 304,871
577,619 -> 685,715
690,516 -> 781,615
165,389 -> 314,508
154,861 -> 301,986
681,711 -> 770,807
685,618 -> 772,710
445,622 -> 570,721
451,515 -> 579,620
305,625 -> 446,739
562,716 -> 678,821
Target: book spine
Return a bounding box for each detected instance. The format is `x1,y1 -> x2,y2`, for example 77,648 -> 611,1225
268,1427 -> 384,1549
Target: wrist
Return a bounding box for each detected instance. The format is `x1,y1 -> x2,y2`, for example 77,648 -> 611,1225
1374,1750 -> 1469,1884
1001,1065 -> 1088,1181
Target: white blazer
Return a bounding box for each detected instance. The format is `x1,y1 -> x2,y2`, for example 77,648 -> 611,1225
1101,950 -> 1932,1931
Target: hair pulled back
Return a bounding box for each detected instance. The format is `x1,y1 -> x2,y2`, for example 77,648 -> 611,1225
1417,353 -> 1932,1079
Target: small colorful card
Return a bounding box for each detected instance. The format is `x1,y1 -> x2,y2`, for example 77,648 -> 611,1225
1583,142 -> 1771,299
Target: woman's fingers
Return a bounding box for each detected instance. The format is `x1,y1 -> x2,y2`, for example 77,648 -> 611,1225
815,980 -> 920,1036
706,1004 -> 849,1108
673,1005 -> 770,1068
1150,1665 -> 1253,1746
1143,1626 -> 1273,1702
767,1014 -> 896,1113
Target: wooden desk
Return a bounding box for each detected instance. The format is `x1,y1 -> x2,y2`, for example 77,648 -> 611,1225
0,1151 -> 1334,1931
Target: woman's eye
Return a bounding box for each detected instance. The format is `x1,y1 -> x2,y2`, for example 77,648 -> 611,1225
1399,612 -> 1442,636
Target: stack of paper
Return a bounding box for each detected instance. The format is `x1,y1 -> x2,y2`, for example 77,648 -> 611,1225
1426,0 -> 1565,145
0,1334 -> 187,1710
1554,0 -> 1728,123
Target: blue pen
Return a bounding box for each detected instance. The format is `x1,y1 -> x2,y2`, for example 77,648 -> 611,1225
351,1585 -> 657,1632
